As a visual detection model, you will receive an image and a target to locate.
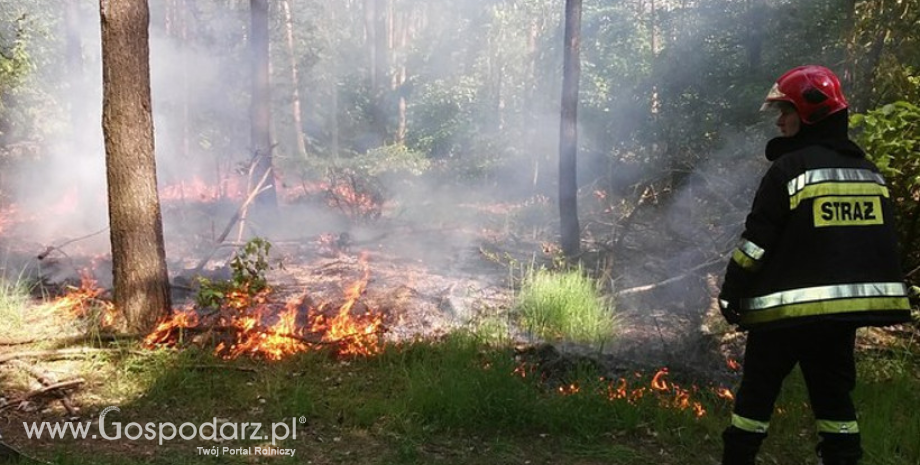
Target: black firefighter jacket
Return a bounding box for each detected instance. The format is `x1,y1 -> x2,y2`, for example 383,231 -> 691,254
721,118 -> 912,331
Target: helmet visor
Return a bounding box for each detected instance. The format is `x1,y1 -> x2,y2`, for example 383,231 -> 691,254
760,83 -> 787,111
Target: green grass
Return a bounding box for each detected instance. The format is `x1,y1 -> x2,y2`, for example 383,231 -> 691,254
0,272 -> 33,333
3,330 -> 919,465
515,266 -> 617,346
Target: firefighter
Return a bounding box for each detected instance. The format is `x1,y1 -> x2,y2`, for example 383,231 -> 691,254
718,65 -> 913,465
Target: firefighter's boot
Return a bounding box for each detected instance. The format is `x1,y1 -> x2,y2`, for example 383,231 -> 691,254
721,427 -> 765,465
816,433 -> 862,465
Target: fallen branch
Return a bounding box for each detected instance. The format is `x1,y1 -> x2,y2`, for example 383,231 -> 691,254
188,364 -> 260,373
36,227 -> 109,261
0,379 -> 85,413
191,165 -> 273,276
0,332 -> 142,347
8,360 -> 80,416
613,257 -> 726,298
149,324 -> 381,347
0,347 -> 142,365
0,336 -> 42,346
907,264 -> 920,278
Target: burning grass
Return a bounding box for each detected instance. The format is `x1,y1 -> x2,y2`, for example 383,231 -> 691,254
145,252 -> 384,360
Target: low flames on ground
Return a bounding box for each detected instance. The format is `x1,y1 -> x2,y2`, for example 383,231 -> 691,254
514,362 -> 736,418
7,174 -> 740,420
47,268 -> 119,327
144,254 -> 384,359
40,258 -> 738,419
38,256 -> 384,359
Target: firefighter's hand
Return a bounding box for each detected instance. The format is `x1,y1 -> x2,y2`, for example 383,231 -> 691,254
718,297 -> 742,325
909,285 -> 920,305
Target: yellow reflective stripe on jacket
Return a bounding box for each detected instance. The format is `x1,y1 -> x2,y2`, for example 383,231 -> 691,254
732,249 -> 758,270
787,168 -> 886,197
731,239 -> 766,271
740,282 -> 909,325
816,419 -> 859,434
741,297 -> 910,325
786,168 -> 888,210
789,182 -> 889,210
744,282 -> 907,310
731,414 -> 769,433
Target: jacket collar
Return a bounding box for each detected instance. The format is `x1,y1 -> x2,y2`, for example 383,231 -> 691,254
764,110 -> 865,161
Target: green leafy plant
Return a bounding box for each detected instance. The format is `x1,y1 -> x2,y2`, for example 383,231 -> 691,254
851,101 -> 920,274
195,238 -> 272,309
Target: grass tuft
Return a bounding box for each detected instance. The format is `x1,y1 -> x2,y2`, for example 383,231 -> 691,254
0,272 -> 34,333
515,266 -> 617,346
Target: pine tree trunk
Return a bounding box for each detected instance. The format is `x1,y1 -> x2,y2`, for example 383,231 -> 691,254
394,10 -> 409,144
99,0 -> 172,333
65,0 -> 84,132
250,0 -> 278,207
282,0 -> 308,159
559,0 -> 582,258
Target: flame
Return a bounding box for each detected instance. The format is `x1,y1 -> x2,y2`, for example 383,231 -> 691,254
48,269 -> 118,328
144,253 -> 384,359
557,383 -> 581,395
310,253 -> 383,356
716,387 -> 735,401
521,368 -> 712,418
222,299 -> 308,361
726,358 -> 741,371
288,180 -> 383,220
144,307 -> 200,346
159,175 -> 247,203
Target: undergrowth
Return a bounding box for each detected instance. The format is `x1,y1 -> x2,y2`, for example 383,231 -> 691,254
515,266 -> 618,347
2,330 -> 919,464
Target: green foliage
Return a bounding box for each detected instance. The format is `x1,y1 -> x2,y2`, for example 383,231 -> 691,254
388,333 -> 643,437
195,238 -> 272,309
515,266 -> 617,346
851,101 -> 920,272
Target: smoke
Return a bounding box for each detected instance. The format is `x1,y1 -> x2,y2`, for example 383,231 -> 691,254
0,0 -> 776,323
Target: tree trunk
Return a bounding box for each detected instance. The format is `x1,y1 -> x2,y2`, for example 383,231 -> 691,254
282,0 -> 308,159
745,0 -> 765,72
65,0 -> 84,131
178,0 -> 190,162
364,0 -> 388,147
99,0 -> 172,333
394,9 -> 409,144
250,0 -> 278,208
559,0 -> 582,258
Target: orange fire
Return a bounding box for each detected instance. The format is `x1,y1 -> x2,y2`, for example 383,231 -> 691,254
509,365 -> 714,418
48,269 -> 118,328
726,358 -> 741,371
557,383 -> 581,395
145,307 -> 200,345
145,253 -> 384,359
716,387 -> 735,401
310,254 -> 382,356
159,175 -> 247,203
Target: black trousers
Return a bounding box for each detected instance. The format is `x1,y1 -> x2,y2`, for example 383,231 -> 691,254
725,323 -> 862,463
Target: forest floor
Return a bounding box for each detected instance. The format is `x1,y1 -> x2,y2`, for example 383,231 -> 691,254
1,181 -> 918,464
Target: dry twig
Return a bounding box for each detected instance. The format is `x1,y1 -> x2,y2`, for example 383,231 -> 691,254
613,256 -> 727,298
0,379 -> 85,411
191,165 -> 273,276
7,360 -> 80,416
0,347 -> 141,365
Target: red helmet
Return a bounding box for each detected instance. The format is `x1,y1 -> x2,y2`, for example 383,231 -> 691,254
761,65 -> 848,124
